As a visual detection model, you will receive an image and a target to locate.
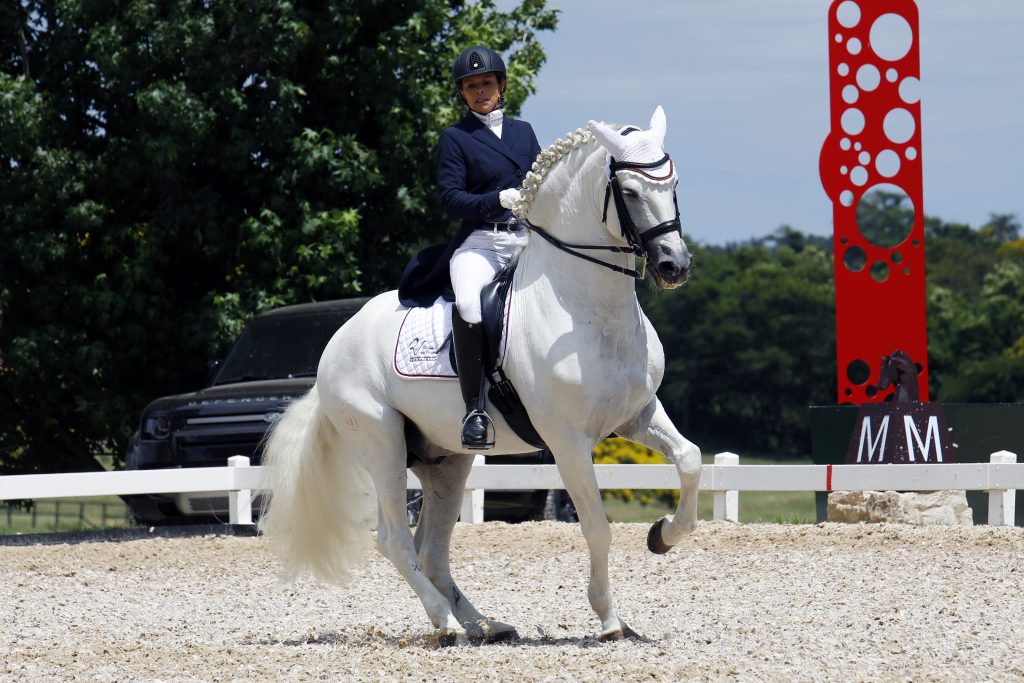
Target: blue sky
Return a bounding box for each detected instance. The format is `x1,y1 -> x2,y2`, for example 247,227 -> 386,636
499,1 -> 1024,245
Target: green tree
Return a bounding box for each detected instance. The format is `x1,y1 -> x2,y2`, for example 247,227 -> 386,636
643,239 -> 836,454
0,0 -> 556,474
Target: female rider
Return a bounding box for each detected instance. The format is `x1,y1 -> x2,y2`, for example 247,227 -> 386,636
398,46 -> 541,449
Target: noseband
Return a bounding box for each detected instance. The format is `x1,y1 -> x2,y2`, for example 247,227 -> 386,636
527,143 -> 683,280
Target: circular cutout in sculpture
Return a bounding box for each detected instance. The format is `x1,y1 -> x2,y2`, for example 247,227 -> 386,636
840,190 -> 855,207
838,63 -> 850,77
842,85 -> 859,103
870,13 -> 913,61
875,149 -> 900,177
847,359 -> 871,385
883,108 -> 915,143
905,147 -> 918,160
844,245 -> 867,272
837,1 -> 861,28
855,183 -> 915,248
870,261 -> 890,283
847,38 -> 862,55
856,64 -> 881,91
841,108 -> 865,135
850,166 -> 868,186
899,76 -> 921,104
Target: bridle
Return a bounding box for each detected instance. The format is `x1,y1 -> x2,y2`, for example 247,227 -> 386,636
526,134 -> 683,280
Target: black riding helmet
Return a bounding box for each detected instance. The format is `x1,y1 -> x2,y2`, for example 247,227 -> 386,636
452,45 -> 506,85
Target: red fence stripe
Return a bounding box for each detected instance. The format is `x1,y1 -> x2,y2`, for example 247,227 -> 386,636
826,463 -> 833,493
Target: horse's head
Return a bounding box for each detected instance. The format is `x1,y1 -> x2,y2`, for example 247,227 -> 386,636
876,350 -> 920,401
587,107 -> 692,289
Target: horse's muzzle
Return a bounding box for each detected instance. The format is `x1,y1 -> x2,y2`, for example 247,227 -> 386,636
653,247 -> 691,288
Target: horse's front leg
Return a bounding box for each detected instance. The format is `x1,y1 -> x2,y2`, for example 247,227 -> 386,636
548,434 -> 639,642
617,397 -> 702,553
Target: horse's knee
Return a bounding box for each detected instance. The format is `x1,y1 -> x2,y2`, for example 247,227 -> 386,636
677,442 -> 702,482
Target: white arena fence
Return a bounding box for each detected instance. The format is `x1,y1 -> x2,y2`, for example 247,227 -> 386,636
0,451 -> 1018,526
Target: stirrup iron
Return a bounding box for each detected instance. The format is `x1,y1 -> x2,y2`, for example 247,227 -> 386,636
461,408 -> 496,451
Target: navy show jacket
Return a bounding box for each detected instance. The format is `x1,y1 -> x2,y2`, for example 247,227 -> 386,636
398,111 -> 541,308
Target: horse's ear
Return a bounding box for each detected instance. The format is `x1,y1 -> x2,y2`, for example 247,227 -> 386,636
587,119 -> 628,158
650,105 -> 667,144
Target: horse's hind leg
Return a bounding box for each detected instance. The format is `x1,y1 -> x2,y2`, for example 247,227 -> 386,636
412,455 -> 518,643
617,397 -> 702,552
332,402 -> 466,644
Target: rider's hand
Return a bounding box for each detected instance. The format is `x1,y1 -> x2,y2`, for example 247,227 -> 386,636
499,188 -> 521,210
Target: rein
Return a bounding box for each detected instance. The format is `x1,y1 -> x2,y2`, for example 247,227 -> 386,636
526,223 -> 645,279
525,146 -> 683,281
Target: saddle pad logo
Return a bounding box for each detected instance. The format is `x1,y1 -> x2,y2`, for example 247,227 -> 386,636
394,298 -> 457,379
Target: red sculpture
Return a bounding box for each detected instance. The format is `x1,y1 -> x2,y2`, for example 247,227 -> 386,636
820,0 -> 929,403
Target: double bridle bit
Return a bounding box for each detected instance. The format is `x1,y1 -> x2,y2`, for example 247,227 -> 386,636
525,152 -> 683,280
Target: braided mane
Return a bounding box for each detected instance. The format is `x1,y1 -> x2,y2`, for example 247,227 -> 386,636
511,127 -> 596,218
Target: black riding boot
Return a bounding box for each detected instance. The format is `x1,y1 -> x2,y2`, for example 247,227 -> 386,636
452,309 -> 494,450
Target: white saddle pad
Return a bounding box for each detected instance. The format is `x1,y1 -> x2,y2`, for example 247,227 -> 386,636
393,295 -> 512,380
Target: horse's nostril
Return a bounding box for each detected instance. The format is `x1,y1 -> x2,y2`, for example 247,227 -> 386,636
658,261 -> 680,278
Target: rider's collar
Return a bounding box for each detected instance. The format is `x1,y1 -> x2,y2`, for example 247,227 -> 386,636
471,109 -> 504,129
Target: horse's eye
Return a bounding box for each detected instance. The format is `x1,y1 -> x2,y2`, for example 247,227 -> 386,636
622,188 -> 639,198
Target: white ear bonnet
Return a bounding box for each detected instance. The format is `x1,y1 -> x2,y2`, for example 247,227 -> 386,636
586,106 -> 673,183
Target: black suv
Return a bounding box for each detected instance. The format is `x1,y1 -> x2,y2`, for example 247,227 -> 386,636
123,298 -> 576,525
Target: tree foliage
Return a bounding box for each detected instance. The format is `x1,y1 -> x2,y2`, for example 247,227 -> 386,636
0,0 -> 556,473
642,235 -> 836,454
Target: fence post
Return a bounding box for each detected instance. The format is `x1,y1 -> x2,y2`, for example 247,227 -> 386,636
713,452 -> 740,523
460,454 -> 485,524
988,450 -> 1018,527
228,456 -> 253,525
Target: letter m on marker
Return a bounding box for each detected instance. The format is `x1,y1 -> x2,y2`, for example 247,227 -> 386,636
857,415 -> 890,463
904,415 -> 943,463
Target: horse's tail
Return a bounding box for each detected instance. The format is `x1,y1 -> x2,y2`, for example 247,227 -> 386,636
258,386 -> 376,584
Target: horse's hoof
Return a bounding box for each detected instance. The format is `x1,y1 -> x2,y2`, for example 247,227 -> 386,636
598,624 -> 642,642
473,628 -> 519,645
468,619 -> 519,645
437,631 -> 459,648
647,517 -> 674,555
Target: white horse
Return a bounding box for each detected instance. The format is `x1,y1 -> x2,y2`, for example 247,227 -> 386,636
259,106 -> 702,644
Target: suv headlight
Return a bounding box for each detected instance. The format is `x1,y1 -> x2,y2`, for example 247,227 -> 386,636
142,414 -> 172,439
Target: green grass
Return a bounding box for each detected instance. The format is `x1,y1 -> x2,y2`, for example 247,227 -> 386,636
602,453 -> 817,524
0,496 -> 133,535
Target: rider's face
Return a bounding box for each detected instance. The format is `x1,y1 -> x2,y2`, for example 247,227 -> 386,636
460,73 -> 503,115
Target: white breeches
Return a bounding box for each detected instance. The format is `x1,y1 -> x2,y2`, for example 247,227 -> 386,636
450,229 -> 528,323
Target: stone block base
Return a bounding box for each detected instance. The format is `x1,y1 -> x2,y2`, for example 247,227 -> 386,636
827,490 -> 973,526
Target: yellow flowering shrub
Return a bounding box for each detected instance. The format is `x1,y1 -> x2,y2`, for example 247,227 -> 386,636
591,437 -> 680,507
